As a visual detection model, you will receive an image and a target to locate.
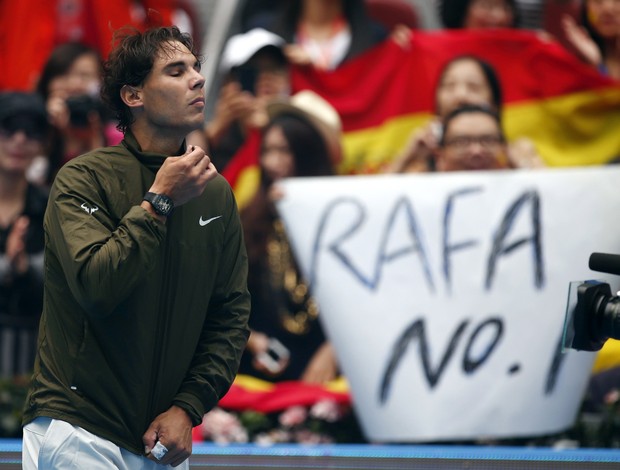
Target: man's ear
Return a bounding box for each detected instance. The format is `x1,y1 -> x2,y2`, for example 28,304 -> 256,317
120,85 -> 142,108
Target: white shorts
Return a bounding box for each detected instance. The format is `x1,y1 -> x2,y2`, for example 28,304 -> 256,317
22,417 -> 189,470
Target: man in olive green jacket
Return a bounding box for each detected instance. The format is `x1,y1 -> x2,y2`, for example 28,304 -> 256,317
22,26 -> 250,469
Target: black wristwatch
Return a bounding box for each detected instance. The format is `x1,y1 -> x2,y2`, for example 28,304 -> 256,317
143,192 -> 174,217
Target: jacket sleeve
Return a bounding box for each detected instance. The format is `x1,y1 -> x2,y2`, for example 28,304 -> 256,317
46,159 -> 166,318
172,185 -> 251,425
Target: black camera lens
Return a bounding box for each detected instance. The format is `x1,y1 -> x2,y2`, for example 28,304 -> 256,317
565,253 -> 620,351
66,95 -> 102,127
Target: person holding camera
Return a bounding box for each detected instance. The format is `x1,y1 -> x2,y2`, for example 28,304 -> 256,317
204,28 -> 290,172
35,42 -> 120,185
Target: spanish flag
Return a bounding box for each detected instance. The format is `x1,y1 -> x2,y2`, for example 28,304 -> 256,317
225,29 -> 620,206
291,29 -> 620,175
219,375 -> 351,413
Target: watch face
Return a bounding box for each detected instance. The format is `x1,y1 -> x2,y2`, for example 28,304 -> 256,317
145,192 -> 174,216
155,195 -> 173,215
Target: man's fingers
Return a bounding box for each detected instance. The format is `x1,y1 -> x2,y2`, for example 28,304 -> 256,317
142,429 -> 158,453
203,164 -> 218,183
184,146 -> 215,175
183,145 -> 206,164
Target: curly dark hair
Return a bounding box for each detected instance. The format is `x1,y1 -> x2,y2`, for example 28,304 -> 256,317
101,26 -> 201,133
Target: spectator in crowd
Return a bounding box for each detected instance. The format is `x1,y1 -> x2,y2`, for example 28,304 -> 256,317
562,0 -> 620,80
435,104 -> 511,171
0,92 -> 51,379
268,0 -> 388,70
35,42 -> 119,184
389,55 -> 543,173
239,90 -> 341,384
205,28 -> 289,171
439,0 -> 520,29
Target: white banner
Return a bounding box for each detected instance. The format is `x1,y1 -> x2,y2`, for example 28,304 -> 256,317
276,166 -> 620,442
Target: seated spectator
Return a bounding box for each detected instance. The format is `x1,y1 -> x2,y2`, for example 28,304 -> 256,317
268,0 -> 389,70
0,92 -> 51,379
205,28 -> 289,171
562,0 -> 620,80
435,104 -> 510,171
239,90 -> 341,384
36,42 -> 119,183
439,0 -> 520,29
389,55 -> 543,173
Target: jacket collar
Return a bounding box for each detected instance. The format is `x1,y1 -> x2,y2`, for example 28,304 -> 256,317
121,129 -> 186,172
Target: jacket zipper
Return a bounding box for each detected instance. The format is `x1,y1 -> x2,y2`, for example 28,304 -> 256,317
144,219 -> 174,440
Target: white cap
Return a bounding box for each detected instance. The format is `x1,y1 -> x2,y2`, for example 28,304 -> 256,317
219,28 -> 286,74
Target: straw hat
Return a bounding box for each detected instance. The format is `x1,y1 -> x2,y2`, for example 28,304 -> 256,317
266,90 -> 343,165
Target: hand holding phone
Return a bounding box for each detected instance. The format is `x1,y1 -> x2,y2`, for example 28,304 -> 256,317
255,338 -> 290,376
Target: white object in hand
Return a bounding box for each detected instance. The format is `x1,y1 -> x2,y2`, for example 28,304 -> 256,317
150,441 -> 168,460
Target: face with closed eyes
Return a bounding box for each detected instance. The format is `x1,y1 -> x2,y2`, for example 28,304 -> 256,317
127,41 -> 206,136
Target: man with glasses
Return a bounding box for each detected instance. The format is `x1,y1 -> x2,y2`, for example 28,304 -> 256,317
436,104 -> 510,172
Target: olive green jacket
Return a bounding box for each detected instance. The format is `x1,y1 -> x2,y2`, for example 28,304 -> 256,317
22,131 -> 250,455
